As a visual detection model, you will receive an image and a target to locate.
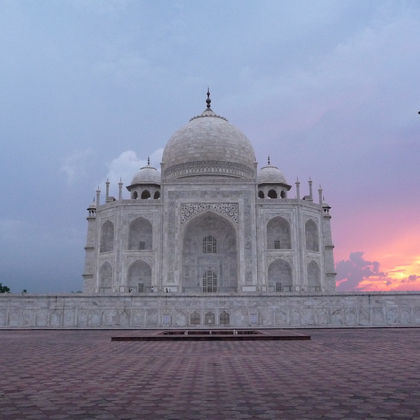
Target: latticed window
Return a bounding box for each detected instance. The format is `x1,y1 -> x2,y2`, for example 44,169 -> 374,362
202,235 -> 217,253
138,241 -> 145,250
274,240 -> 281,249
202,270 -> 217,293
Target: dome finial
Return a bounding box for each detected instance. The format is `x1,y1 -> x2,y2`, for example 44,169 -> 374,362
147,156 -> 150,166
206,87 -> 211,109
267,155 -> 271,165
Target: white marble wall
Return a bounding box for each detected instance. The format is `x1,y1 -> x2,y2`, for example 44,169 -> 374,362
1,293 -> 419,328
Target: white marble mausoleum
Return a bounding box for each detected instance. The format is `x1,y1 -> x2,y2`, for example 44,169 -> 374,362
1,92 -> 420,329
83,92 -> 336,296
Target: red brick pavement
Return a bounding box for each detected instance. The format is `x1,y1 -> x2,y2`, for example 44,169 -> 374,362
0,328 -> 420,419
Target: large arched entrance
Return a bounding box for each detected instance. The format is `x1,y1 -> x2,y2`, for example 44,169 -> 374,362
182,212 -> 237,293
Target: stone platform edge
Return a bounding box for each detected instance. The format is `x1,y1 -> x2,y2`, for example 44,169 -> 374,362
0,292 -> 419,329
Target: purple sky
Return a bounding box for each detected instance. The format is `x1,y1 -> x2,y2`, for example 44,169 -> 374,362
0,0 -> 419,293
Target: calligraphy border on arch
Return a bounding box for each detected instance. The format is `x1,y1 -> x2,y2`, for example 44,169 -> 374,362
180,202 -> 239,224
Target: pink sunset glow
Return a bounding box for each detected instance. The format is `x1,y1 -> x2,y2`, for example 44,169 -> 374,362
335,206 -> 420,292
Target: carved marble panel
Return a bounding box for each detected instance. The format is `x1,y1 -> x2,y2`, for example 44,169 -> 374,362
180,202 -> 239,224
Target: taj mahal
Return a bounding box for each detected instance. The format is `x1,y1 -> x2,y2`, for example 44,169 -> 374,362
83,91 -> 336,297
1,92 -> 419,329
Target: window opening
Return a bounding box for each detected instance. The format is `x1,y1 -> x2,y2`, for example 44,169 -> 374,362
268,189 -> 277,199
202,271 -> 217,293
141,190 -> 151,199
203,235 -> 217,254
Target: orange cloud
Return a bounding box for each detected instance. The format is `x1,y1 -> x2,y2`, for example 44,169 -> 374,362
334,207 -> 420,291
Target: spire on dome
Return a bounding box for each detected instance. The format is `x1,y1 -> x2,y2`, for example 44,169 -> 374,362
206,88 -> 211,109
147,156 -> 150,166
267,155 -> 271,165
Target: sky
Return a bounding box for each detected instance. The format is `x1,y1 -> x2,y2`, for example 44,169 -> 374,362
0,0 -> 419,293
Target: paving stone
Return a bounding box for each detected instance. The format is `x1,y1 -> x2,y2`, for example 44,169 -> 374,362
0,329 -> 420,419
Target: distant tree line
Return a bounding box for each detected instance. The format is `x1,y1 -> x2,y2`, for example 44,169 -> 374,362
0,283 -> 10,293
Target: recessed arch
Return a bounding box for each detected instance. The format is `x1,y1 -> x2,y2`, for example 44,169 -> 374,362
100,221 -> 114,253
132,191 -> 138,199
268,259 -> 292,292
267,217 -> 291,249
204,312 -> 215,325
268,189 -> 277,199
128,217 -> 152,250
154,190 -> 160,199
182,212 -> 237,293
99,261 -> 112,293
258,190 -> 264,199
307,260 -> 321,291
127,260 -> 152,293
305,219 -> 319,252
220,311 -> 230,325
141,190 -> 151,199
190,311 -> 201,325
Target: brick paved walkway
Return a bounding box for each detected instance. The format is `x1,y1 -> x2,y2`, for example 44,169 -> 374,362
0,328 -> 419,419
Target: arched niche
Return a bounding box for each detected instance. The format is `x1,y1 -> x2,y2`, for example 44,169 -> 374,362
182,212 -> 237,293
307,261 -> 321,291
99,262 -> 112,293
204,312 -> 215,325
128,217 -> 152,250
268,259 -> 292,292
141,190 -> 151,199
100,221 -> 114,253
267,217 -> 291,249
219,311 -> 230,325
127,260 -> 152,293
305,219 -> 319,252
190,311 -> 201,326
268,189 -> 277,199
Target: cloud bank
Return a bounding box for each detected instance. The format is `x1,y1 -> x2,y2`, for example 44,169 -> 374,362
336,252 -> 420,292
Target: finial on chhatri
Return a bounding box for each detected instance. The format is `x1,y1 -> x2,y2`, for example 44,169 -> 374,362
267,155 -> 271,165
147,156 -> 150,166
206,88 -> 211,109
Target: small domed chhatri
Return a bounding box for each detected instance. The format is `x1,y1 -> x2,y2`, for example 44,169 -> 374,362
162,90 -> 256,181
130,158 -> 161,186
257,156 -> 291,199
82,90 -> 337,327
257,156 -> 289,185
126,157 -> 161,200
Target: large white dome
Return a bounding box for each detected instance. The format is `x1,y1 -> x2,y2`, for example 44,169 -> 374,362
162,107 -> 256,180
